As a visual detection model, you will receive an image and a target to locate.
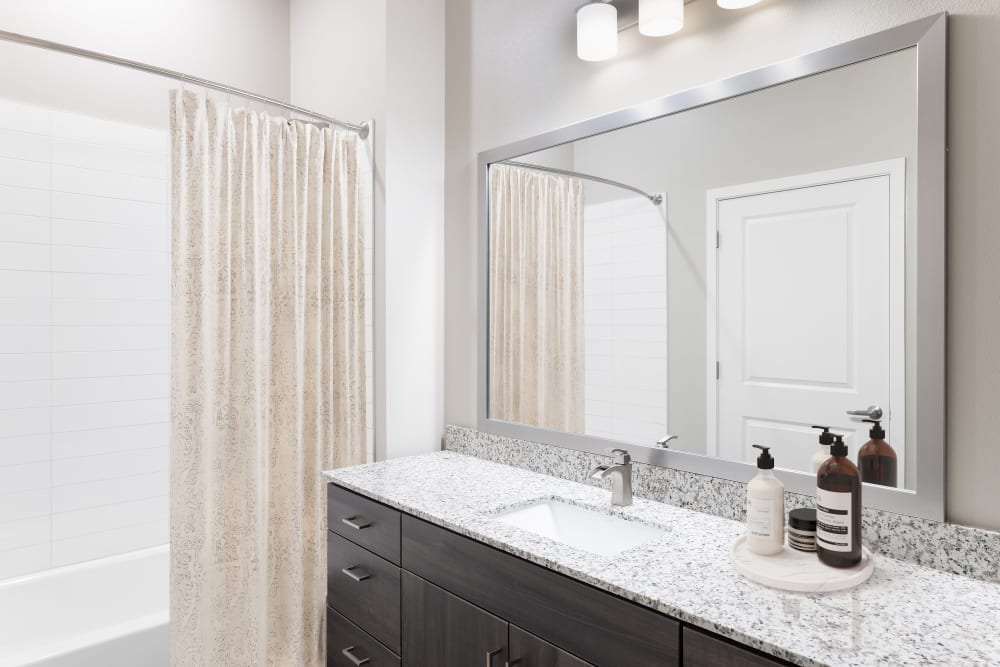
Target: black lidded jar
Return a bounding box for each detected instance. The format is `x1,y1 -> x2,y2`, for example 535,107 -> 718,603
815,435 -> 862,568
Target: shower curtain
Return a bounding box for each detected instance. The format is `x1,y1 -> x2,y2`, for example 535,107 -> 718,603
169,91 -> 367,666
489,163 -> 585,432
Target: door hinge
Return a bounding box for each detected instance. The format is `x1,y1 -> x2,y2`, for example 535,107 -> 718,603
716,361 -> 720,379
716,231 -> 721,249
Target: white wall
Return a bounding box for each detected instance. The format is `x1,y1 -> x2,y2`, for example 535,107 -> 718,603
0,0 -> 290,126
289,0 -> 381,461
444,0 -> 1000,532
0,99 -> 169,580
291,0 -> 445,460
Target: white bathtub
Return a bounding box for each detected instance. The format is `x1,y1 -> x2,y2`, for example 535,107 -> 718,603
0,545 -> 169,667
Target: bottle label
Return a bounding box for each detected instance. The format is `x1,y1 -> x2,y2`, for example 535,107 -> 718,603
816,487 -> 852,552
747,497 -> 774,539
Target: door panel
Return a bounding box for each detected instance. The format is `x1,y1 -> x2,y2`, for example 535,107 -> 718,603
401,571 -> 507,667
743,207 -> 852,386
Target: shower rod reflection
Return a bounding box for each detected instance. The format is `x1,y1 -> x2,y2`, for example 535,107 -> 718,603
499,160 -> 663,205
0,29 -> 370,139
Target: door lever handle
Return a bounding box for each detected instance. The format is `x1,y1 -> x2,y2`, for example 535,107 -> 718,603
846,405 -> 884,420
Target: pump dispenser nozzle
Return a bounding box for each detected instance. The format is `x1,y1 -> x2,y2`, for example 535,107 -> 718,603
808,426 -> 836,474
752,444 -> 775,469
862,418 -> 885,439
811,425 -> 834,445
830,435 -> 848,457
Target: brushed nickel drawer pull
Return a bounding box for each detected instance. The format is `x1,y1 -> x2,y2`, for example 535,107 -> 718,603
341,566 -> 371,582
341,516 -> 373,530
486,648 -> 503,666
341,646 -> 370,666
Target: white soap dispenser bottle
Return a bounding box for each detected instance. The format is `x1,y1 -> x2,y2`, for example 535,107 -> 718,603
746,444 -> 785,556
810,425 -> 835,474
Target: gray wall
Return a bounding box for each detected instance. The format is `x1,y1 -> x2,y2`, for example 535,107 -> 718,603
444,0 -> 1000,531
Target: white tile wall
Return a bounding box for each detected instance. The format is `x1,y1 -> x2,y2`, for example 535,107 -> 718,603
0,98 -> 169,580
583,197 -> 669,447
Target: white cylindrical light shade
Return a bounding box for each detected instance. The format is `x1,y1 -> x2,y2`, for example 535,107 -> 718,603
577,3 -> 618,62
639,0 -> 684,37
718,0 -> 761,8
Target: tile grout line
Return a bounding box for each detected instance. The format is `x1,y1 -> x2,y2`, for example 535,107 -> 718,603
47,107 -> 54,569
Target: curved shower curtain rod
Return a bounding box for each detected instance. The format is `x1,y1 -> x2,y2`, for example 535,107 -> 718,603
0,29 -> 370,139
498,160 -> 664,206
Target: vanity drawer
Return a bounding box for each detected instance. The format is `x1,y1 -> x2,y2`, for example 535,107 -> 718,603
401,515 -> 679,667
327,607 -> 400,667
328,484 -> 401,565
327,531 -> 401,654
683,628 -> 788,667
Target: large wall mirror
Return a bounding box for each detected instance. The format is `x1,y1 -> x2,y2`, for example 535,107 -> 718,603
478,14 -> 945,519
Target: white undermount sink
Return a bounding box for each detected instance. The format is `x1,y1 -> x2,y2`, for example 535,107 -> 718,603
494,499 -> 667,557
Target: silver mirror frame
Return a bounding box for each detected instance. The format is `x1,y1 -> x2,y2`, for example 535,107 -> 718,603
477,13 -> 946,521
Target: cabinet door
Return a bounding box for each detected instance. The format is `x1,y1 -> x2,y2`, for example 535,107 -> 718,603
683,628 -> 788,667
401,571 -> 507,667
508,625 -> 593,667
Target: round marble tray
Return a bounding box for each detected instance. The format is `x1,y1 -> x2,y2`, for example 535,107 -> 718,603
730,535 -> 874,592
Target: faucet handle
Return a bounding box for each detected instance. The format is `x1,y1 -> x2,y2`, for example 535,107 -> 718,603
604,447 -> 631,465
655,434 -> 678,449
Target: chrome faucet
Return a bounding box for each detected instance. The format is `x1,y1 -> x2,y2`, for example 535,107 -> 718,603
590,448 -> 633,507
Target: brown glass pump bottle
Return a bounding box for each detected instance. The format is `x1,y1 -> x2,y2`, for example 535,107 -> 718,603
857,418 -> 897,487
816,435 -> 862,568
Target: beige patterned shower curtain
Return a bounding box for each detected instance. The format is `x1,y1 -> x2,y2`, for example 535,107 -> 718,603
489,164 -> 585,432
169,91 -> 367,666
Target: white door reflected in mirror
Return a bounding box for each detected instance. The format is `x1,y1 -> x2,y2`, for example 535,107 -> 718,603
709,161 -> 905,486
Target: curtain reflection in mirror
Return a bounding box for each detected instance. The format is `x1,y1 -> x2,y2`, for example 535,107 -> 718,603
489,164 -> 585,431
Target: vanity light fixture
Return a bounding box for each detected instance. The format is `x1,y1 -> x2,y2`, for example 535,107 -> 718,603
717,0 -> 761,8
639,0 -> 684,36
577,0 -> 764,62
577,2 -> 618,62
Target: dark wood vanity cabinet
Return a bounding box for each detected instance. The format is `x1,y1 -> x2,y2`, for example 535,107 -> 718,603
326,483 -> 791,667
401,571 -> 508,665
509,626 -> 594,667
682,628 -> 789,667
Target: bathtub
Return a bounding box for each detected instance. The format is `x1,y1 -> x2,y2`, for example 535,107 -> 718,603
0,545 -> 169,667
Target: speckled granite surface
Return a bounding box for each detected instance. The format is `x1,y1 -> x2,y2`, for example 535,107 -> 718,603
324,452 -> 1000,667
445,425 -> 1000,584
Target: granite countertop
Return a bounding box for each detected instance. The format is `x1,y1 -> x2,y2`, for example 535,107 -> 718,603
323,451 -> 1000,667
